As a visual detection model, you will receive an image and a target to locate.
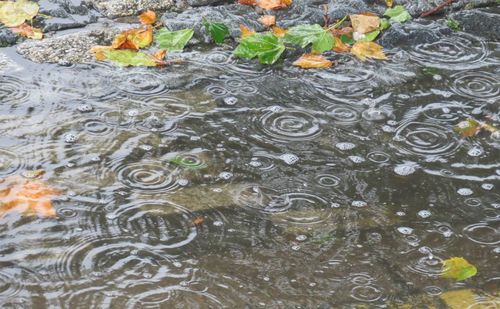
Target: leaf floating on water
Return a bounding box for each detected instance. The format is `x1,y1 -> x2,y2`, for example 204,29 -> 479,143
447,18 -> 460,31
350,14 -> 380,34
156,28 -> 194,51
293,53 -> 333,69
168,156 -> 207,169
284,24 -> 334,53
0,0 -> 39,27
259,15 -> 276,27
442,257 -> 477,281
384,5 -> 412,23
10,22 -> 42,39
454,118 -> 481,137
112,27 -> 153,50
152,49 -> 167,63
351,41 -> 387,61
203,19 -> 230,44
90,45 -> 115,61
0,176 -> 60,218
234,32 -> 285,64
139,9 -> 156,25
102,50 -> 158,67
240,24 -> 255,39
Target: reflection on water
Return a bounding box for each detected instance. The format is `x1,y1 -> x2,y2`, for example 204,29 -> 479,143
0,19 -> 499,307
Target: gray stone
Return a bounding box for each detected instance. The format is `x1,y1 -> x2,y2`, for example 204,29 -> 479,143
38,0 -> 99,32
85,0 -> 174,18
450,8 -> 500,41
0,27 -> 19,48
378,20 -> 452,49
16,26 -> 121,64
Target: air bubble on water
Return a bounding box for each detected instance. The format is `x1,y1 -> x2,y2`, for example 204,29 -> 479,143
418,210 -> 431,218
213,220 -> 223,226
280,153 -> 299,165
382,125 -> 396,132
219,172 -> 233,180
491,131 -> 500,141
178,179 -> 189,186
223,96 -> 238,105
387,120 -> 397,126
66,162 -> 75,168
335,142 -> 356,150
106,213 -> 117,220
91,156 -> 100,162
331,202 -> 341,208
127,109 -> 139,117
481,183 -> 494,191
212,188 -> 222,193
77,103 -> 93,112
296,235 -> 307,241
396,211 -> 405,216
173,262 -> 182,268
491,203 -> 500,209
394,164 -> 416,176
139,144 -> 153,151
309,282 -> 317,287
467,146 -> 483,157
249,160 -> 262,167
397,227 -> 413,235
291,245 -> 301,251
348,156 -> 365,163
493,247 -> 500,253
457,188 -> 473,196
352,200 -> 367,208
263,277 -> 270,282
433,74 -> 442,81
64,133 -> 77,143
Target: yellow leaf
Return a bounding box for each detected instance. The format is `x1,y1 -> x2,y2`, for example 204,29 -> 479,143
351,41 -> 387,61
0,0 -> 39,27
332,36 -> 350,53
139,9 -> 156,25
293,53 -> 333,69
385,0 -> 393,7
441,257 -> 477,281
90,45 -> 114,60
239,24 -> 255,38
111,26 -> 153,50
0,175 -> 60,218
10,22 -> 42,39
259,15 -> 276,27
350,14 -> 380,34
271,26 -> 287,37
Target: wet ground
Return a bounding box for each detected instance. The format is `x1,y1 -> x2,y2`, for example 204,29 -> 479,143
0,14 -> 499,308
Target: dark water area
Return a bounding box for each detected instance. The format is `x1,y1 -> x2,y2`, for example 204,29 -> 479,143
0,17 -> 499,308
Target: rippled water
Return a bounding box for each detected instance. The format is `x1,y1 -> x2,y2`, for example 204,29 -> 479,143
0,19 -> 499,307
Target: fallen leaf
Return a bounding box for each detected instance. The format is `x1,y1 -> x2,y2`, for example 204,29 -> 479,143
234,32 -> 285,64
240,24 -> 255,38
256,0 -> 291,10
271,26 -> 287,37
238,0 -> 257,5
0,0 -> 39,27
351,41 -> 387,61
112,27 -> 153,50
152,49 -> 167,65
103,50 -> 158,67
350,14 -> 380,34
0,176 -> 60,218
259,15 -> 276,27
156,28 -> 194,51
454,118 -> 481,137
385,0 -> 393,7
192,216 -> 205,225
384,5 -> 412,23
10,22 -> 42,39
203,19 -> 230,44
293,53 -> 333,69
284,24 -> 334,53
356,29 -> 380,42
331,26 -> 353,36
442,257 -> 477,281
90,45 -> 114,61
139,9 -> 156,25
332,36 -> 350,52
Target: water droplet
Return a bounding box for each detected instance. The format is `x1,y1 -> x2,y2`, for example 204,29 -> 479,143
280,153 -> 299,165
296,235 -> 307,241
219,172 -> 233,180
397,227 -> 413,235
291,245 -> 301,251
418,210 -> 431,218
457,188 -> 473,196
467,146 -> 483,157
178,179 -> 189,186
352,200 -> 367,208
213,220 -> 223,226
77,103 -> 93,112
64,133 -> 77,143
481,183 -> 494,191
396,211 -> 406,216
348,156 -> 365,163
335,142 -> 356,150
394,164 -> 417,176
223,96 -> 238,105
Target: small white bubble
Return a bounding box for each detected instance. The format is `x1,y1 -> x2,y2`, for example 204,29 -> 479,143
178,179 -> 189,186
127,109 -> 139,116
335,142 -> 356,150
263,277 -> 270,282
418,210 -> 431,218
213,220 -> 224,226
481,183 -> 494,191
280,153 -> 299,165
396,211 -> 406,216
348,156 -> 365,163
457,188 -> 473,196
77,103 -> 93,112
173,262 -> 182,268
397,227 -> 413,235
467,146 -> 483,157
296,235 -> 307,241
249,160 -> 262,167
219,172 -> 233,180
64,133 -> 77,143
352,200 -> 367,208
291,245 -> 301,251
394,164 -> 416,176
223,96 -> 238,105
432,74 -> 442,81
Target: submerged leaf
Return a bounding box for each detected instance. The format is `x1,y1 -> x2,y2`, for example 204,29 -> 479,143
332,36 -> 350,52
384,5 -> 412,23
447,18 -> 460,31
10,22 -> 42,39
0,0 -> 39,27
203,19 -> 230,44
293,53 -> 333,69
442,257 -> 477,281
156,28 -> 194,51
259,15 -> 276,27
0,176 -> 60,218
139,9 -> 156,25
454,118 -> 481,137
350,14 -> 380,34
351,41 -> 387,61
284,24 -> 334,53
240,24 -> 256,38
112,27 -> 153,50
234,32 -> 285,64
169,156 -> 207,169
103,50 -> 158,67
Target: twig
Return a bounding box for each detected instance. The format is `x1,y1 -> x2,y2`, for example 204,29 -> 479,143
420,0 -> 455,17
322,5 -> 331,27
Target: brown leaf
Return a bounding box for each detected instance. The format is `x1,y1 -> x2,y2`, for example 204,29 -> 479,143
152,49 -> 167,65
351,41 -> 387,61
331,26 -> 353,36
90,45 -> 114,60
293,53 -> 333,69
111,27 -> 153,50
271,25 -> 287,37
350,14 -> 380,34
256,0 -> 291,10
332,36 -> 350,53
259,15 -> 276,27
238,0 -> 257,5
240,24 -> 256,38
0,176 -> 60,218
192,216 -> 205,226
139,10 -> 156,25
10,22 -> 43,39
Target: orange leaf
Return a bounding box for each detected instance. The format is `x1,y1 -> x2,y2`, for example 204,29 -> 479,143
152,49 -> 167,65
111,27 -> 153,50
332,36 -> 350,53
271,26 -> 287,37
0,176 -> 60,218
351,41 -> 387,61
259,15 -> 276,27
350,14 -> 380,34
293,53 -> 333,69
90,45 -> 114,60
139,10 -> 156,25
359,11 -> 378,16
240,24 -> 256,38
10,23 -> 43,40
239,0 -> 257,5
192,216 -> 205,225
256,0 -> 291,10
331,27 -> 353,36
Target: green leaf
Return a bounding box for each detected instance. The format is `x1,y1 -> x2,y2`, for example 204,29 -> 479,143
284,24 -> 334,53
234,32 -> 285,65
447,18 -> 460,31
379,18 -> 390,30
442,257 -> 477,281
169,156 -> 207,169
0,0 -> 39,27
384,5 -> 412,23
454,118 -> 481,137
203,19 -> 230,44
340,34 -> 355,45
103,50 -> 157,67
357,30 -> 380,42
156,28 -> 194,51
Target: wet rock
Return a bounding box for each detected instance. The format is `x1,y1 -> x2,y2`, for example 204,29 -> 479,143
378,20 -> 451,49
0,27 -> 19,48
16,26 -> 121,64
38,0 -> 99,32
450,8 -> 500,41
85,0 -> 174,18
